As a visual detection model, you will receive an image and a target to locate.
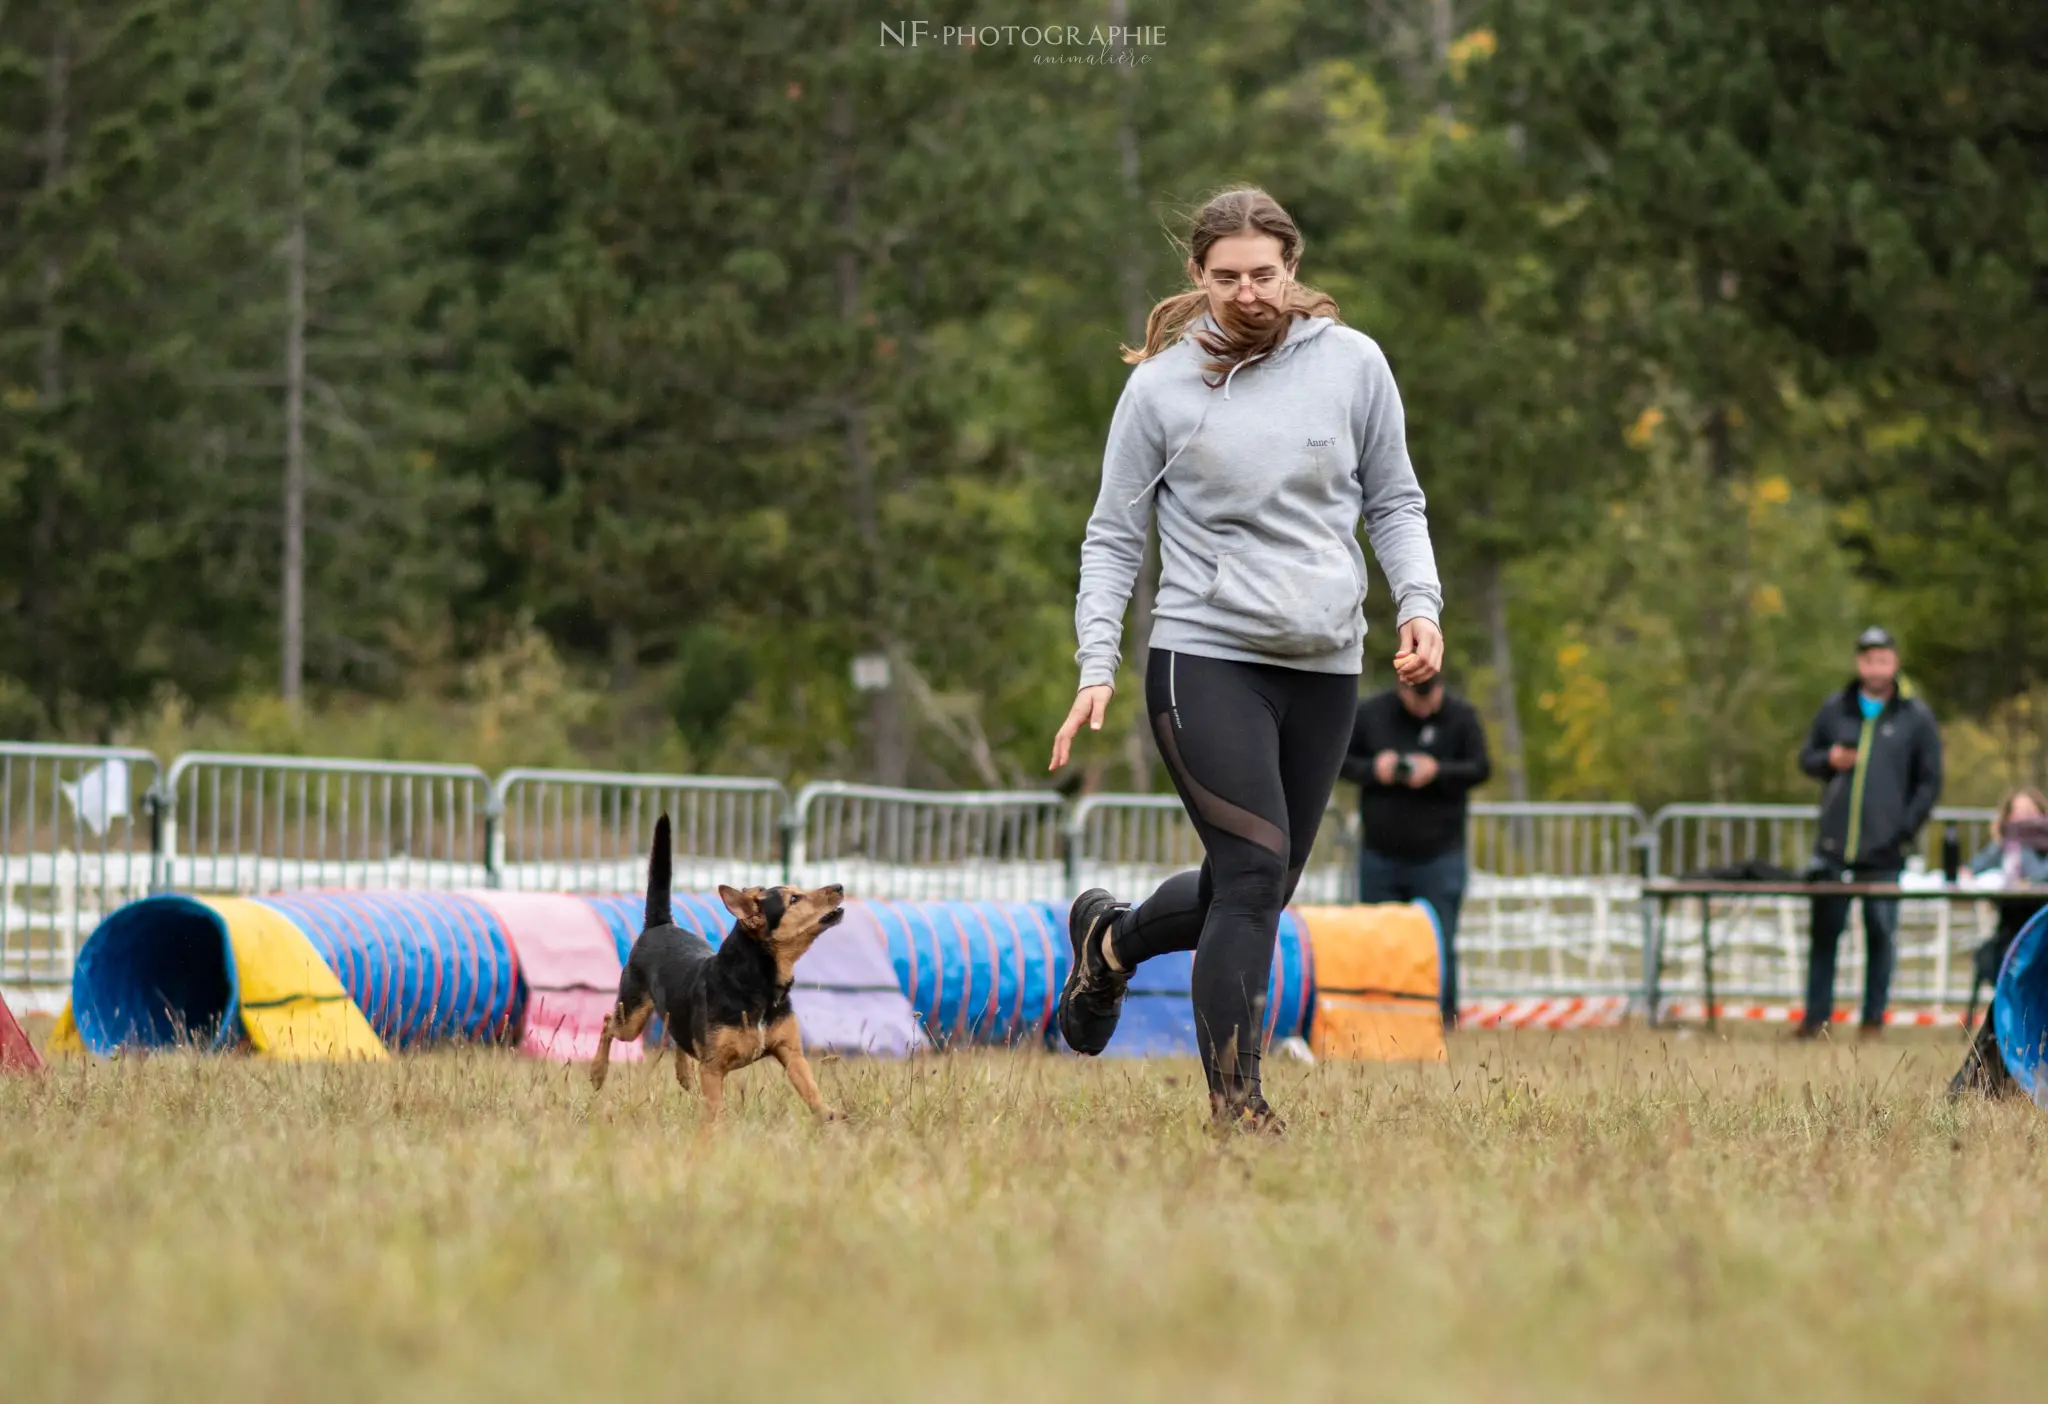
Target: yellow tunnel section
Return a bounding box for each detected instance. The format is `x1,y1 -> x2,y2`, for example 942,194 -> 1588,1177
211,897 -> 386,1060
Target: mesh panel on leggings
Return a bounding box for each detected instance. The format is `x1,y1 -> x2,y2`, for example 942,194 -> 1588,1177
1152,711 -> 1286,857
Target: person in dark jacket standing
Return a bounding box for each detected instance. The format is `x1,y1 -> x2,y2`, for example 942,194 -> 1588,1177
1794,626 -> 1943,1038
1339,674 -> 1490,1027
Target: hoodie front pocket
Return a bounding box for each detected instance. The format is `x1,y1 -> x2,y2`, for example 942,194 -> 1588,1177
1201,547 -> 1364,656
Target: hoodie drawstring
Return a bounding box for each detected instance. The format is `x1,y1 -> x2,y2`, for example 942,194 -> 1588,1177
1124,348 -> 1270,509
1222,352 -> 1260,400
1128,396 -> 1210,507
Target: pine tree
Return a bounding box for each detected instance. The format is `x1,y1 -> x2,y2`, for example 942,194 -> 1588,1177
1475,0 -> 2048,715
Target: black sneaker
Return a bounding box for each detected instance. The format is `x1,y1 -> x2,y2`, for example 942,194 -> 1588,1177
1057,888 -> 1130,1056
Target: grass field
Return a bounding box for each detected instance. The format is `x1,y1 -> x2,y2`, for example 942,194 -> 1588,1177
4,1024 -> 2044,1403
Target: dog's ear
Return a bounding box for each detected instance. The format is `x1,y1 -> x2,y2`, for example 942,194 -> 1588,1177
718,884 -> 765,930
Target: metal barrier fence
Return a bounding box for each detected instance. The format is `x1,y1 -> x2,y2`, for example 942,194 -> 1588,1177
788,782 -> 1068,901
1,744 -> 160,986
1649,803 -> 1996,880
1471,803 -> 1646,879
491,769 -> 786,893
1645,803 -> 2002,1017
1461,803 -> 1651,1003
0,733 -> 2028,1022
158,753 -> 494,894
1067,796 -> 1657,1000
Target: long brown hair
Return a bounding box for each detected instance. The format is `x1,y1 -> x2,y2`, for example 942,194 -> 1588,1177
1994,787 -> 2048,841
1121,187 -> 1343,383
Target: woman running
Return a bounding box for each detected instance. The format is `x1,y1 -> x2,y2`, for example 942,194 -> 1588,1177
1048,187 -> 1444,1131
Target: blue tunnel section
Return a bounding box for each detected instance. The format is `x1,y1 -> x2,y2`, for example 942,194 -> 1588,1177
250,892 -> 521,1049
868,900 -> 1065,1047
1995,908 -> 2048,1098
865,899 -> 1312,1053
71,895 -> 242,1055
1107,908 -> 1315,1056
584,892 -> 733,964
70,891 -> 521,1055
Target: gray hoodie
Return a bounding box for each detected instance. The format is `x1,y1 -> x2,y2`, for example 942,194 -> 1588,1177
1074,310 -> 1442,690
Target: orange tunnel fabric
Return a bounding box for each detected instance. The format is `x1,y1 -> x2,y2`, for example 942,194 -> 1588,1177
1296,902 -> 1445,1062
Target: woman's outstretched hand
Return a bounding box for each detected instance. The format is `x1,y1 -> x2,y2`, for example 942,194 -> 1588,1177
1392,618 -> 1444,685
1050,685 -> 1114,771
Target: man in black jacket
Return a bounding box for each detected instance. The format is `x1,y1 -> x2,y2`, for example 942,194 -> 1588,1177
1340,675 -> 1491,1028
1795,626 -> 1943,1038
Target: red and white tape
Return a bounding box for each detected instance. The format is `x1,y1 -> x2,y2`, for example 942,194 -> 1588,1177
1460,996 -> 1631,1029
1655,1001 -> 1962,1028
1458,997 -> 1970,1030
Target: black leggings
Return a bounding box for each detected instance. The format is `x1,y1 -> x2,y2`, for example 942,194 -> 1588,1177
1110,648 -> 1357,1100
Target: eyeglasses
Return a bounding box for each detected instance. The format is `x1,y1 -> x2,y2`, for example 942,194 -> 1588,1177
1205,269 -> 1286,296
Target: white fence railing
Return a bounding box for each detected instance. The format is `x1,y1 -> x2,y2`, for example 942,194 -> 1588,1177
788,781 -> 1068,902
1650,802 -> 1996,880
159,752 -> 494,895
1646,891 -> 2006,1017
0,737 -> 2022,1023
491,769 -> 785,893
1067,796 -> 1653,997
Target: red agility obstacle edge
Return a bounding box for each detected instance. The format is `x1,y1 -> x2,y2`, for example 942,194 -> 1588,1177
0,989 -> 42,1073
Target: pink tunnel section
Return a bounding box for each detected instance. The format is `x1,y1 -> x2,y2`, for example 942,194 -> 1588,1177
465,891 -> 641,1064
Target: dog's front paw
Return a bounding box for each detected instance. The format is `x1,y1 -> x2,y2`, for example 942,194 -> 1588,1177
820,1106 -> 847,1124
588,1063 -> 608,1092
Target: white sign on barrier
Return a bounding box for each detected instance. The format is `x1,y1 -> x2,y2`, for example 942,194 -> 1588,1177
59,759 -> 132,837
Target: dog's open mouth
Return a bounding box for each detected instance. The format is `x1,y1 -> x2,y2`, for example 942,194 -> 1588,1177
821,906 -> 847,927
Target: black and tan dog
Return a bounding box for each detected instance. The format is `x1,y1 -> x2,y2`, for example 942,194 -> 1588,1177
590,814 -> 848,1124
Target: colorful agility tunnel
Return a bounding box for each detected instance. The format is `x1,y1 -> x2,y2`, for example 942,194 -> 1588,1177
867,900 -> 1070,1047
786,900 -> 1429,1058
64,892 -> 518,1059
599,895 -> 1316,1055
1993,907 -> 2048,1100
58,891 -> 1436,1063
60,889 -> 923,1061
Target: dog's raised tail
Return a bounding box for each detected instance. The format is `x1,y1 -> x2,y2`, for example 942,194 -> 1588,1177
645,813 -> 673,930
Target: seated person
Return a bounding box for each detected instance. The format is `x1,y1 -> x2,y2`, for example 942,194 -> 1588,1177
1969,787 -> 2048,990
